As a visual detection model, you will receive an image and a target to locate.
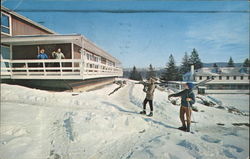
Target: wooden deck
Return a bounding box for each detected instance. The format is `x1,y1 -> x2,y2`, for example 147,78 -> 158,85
1,58 -> 122,80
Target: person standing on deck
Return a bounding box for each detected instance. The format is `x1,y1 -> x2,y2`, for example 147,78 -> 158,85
37,48 -> 48,59
52,48 -> 65,67
140,78 -> 157,117
168,82 -> 195,132
37,48 -> 48,67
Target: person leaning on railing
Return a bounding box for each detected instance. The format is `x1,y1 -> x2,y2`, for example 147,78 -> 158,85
37,48 -> 48,67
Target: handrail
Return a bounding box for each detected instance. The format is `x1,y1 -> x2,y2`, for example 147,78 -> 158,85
1,58 -> 123,79
8,59 -> 83,63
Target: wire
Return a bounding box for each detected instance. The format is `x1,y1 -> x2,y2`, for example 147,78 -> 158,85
12,0 -> 24,11
5,9 -> 249,14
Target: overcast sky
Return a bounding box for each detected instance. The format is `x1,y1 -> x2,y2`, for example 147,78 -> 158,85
2,0 -> 249,68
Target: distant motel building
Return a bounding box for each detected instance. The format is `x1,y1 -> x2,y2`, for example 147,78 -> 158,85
1,6 -> 122,91
183,67 -> 250,90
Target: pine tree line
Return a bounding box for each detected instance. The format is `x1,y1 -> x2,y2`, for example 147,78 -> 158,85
129,48 -> 249,81
160,48 -> 203,82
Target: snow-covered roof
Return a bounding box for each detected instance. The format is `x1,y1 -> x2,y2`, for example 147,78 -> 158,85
194,67 -> 249,76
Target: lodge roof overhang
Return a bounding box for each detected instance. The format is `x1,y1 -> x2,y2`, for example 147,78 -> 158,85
1,34 -> 122,64
1,34 -> 83,46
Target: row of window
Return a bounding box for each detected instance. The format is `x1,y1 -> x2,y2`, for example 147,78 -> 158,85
199,76 -> 250,80
107,60 -> 115,67
86,52 -> 100,62
85,51 -> 116,67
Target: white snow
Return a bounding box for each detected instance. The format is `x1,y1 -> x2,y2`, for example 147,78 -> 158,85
209,94 -> 249,114
0,81 -> 249,159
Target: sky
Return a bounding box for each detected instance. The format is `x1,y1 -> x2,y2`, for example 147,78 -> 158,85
2,0 -> 249,68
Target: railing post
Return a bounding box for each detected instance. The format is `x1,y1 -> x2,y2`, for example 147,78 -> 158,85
43,61 -> 46,76
60,60 -> 62,76
80,60 -> 84,76
25,62 -> 29,76
9,60 -> 13,78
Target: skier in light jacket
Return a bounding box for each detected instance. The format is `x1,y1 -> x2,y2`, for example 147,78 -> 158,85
140,78 -> 157,117
52,48 -> 65,67
168,82 -> 195,132
52,48 -> 65,59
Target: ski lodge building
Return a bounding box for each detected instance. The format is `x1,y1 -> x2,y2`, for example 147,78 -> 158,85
183,67 -> 250,90
1,6 -> 122,91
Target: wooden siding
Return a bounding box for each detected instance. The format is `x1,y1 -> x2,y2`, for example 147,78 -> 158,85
74,44 -> 81,59
12,16 -> 53,36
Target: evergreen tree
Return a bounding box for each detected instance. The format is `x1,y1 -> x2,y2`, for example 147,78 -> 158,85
213,63 -> 218,67
146,64 -> 156,80
212,63 -> 221,73
160,54 -> 180,82
129,66 -> 142,81
188,48 -> 203,69
243,58 -> 250,67
227,57 -> 235,67
180,52 -> 190,74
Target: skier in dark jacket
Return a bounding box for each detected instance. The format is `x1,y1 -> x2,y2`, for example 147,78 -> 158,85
168,82 -> 195,132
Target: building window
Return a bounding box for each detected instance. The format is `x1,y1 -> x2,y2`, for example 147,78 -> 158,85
233,76 -> 237,80
241,76 -> 244,80
207,76 -> 210,80
219,76 -> 222,80
227,76 -> 230,80
199,76 -> 202,80
212,76 -> 215,80
1,13 -> 11,35
1,45 -> 11,71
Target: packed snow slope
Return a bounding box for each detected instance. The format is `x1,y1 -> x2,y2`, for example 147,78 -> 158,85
0,81 -> 249,159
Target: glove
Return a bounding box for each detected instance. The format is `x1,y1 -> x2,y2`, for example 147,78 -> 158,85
168,94 -> 173,99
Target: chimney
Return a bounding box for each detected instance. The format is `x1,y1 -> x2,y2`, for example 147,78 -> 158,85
190,65 -> 194,81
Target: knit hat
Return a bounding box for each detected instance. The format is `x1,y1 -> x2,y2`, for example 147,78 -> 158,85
186,82 -> 194,89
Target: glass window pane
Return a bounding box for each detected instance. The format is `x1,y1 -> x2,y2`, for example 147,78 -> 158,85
1,46 -> 10,68
1,46 -> 10,59
1,26 -> 10,34
1,14 -> 10,27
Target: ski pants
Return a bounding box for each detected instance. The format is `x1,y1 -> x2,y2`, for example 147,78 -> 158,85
143,98 -> 153,112
180,106 -> 192,126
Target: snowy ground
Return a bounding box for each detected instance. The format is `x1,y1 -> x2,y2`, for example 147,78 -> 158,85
0,81 -> 249,159
209,94 -> 249,114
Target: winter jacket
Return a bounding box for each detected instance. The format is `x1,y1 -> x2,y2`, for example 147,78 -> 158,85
37,53 -> 48,59
52,52 -> 65,59
171,89 -> 195,107
144,83 -> 156,100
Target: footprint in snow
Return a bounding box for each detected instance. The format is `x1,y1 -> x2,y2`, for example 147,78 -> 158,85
201,135 -> 221,143
223,149 -> 237,159
177,140 -> 202,159
223,144 -> 244,153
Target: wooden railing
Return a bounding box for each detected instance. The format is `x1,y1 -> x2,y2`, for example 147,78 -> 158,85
0,59 -> 123,79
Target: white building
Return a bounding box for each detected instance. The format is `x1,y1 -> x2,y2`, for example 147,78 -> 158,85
183,67 -> 250,90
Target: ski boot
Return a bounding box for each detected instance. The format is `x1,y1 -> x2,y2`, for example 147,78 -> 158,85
147,112 -> 153,117
139,110 -> 146,115
186,124 -> 190,132
178,126 -> 187,131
